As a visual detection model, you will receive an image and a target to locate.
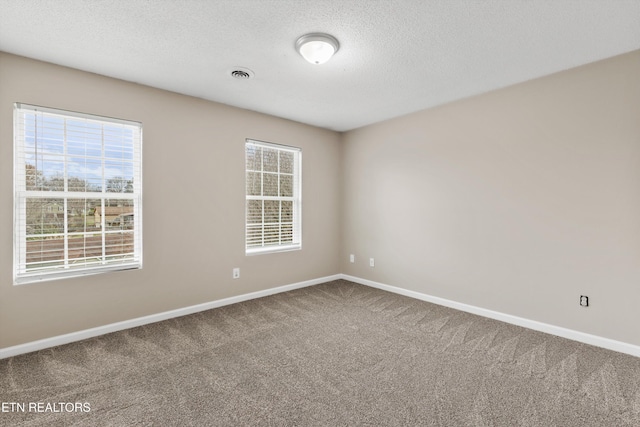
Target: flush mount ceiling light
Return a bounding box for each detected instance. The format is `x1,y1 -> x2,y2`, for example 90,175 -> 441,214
295,33 -> 339,65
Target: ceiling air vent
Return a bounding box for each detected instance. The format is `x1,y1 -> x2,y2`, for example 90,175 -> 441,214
230,67 -> 254,79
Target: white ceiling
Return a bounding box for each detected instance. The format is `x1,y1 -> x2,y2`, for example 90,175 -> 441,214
1,0 -> 639,132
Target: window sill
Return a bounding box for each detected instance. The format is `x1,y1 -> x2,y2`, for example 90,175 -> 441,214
14,263 -> 141,285
246,244 -> 301,256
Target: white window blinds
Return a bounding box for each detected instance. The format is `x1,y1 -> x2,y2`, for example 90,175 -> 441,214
13,103 -> 143,284
245,140 -> 301,254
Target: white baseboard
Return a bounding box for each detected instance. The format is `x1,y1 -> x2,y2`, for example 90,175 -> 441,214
0,274 -> 341,360
3,273 -> 638,359
340,274 -> 640,358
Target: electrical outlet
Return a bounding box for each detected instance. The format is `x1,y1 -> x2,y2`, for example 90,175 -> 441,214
369,258 -> 375,267
233,268 -> 240,279
580,295 -> 589,307
350,254 -> 355,263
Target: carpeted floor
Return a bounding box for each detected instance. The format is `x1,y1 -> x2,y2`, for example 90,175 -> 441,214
1,279 -> 639,426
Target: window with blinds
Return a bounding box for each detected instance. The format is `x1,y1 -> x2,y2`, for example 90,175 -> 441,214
13,103 -> 142,284
245,139 -> 301,254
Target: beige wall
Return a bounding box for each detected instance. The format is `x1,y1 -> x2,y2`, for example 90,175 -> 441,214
2,49 -> 639,351
0,52 -> 341,348
341,50 -> 640,346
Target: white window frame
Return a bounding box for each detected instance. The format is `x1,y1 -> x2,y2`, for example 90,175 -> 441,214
245,139 -> 302,255
13,103 -> 143,284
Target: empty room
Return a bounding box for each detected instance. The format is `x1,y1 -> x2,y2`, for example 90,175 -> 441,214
1,0 -> 639,425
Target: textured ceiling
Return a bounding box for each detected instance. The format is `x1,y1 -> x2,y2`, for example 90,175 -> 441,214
0,0 -> 639,131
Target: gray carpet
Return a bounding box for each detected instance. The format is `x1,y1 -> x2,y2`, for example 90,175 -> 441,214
1,279 -> 639,426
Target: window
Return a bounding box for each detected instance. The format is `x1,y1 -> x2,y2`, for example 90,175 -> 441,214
245,139 -> 301,254
13,104 -> 142,284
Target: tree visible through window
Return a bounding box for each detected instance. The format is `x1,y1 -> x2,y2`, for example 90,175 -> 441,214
13,103 -> 142,283
245,139 -> 301,254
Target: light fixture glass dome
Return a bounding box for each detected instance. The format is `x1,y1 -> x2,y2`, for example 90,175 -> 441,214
295,33 -> 339,65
